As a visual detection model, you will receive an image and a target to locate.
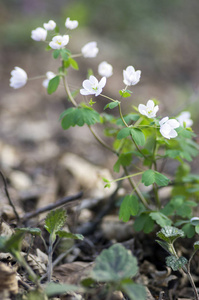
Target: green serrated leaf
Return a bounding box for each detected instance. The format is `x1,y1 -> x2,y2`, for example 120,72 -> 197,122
119,195 -> 139,222
15,227 -> 41,236
60,107 -> 101,129
156,226 -> 184,243
122,283 -> 146,300
45,209 -> 66,242
68,57 -> 79,70
56,230 -> 84,240
142,170 -> 169,187
47,76 -> 60,94
130,128 -> 145,146
91,244 -> 138,282
117,128 -> 131,140
150,212 -> 172,227
104,101 -> 120,110
166,255 -> 188,271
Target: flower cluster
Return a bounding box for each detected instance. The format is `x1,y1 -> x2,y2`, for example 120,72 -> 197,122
10,17 -> 193,142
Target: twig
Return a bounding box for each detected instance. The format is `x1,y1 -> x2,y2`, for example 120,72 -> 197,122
0,170 -> 20,222
22,191 -> 83,221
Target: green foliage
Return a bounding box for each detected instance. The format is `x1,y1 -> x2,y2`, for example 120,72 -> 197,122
193,241 -> 199,251
45,282 -> 81,297
142,170 -> 170,187
156,226 -> 184,244
150,212 -> 172,227
45,208 -> 66,242
47,76 -> 60,94
104,100 -> 120,110
166,255 -> 188,271
119,195 -> 139,222
91,244 -> 138,282
117,128 -> 131,140
130,128 -> 145,146
122,281 -> 146,300
15,227 -> 41,236
60,106 -> 101,129
56,230 -> 84,240
113,152 -> 132,172
134,213 -> 154,233
68,57 -> 79,70
119,90 -> 132,98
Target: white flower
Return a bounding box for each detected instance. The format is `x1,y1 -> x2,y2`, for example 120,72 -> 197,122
98,61 -> 113,78
42,71 -> 56,88
176,111 -> 193,128
10,67 -> 28,89
159,117 -> 180,139
81,42 -> 99,58
49,35 -> 69,49
65,17 -> 78,30
80,75 -> 106,97
31,27 -> 47,41
43,20 -> 56,31
123,66 -> 141,86
138,100 -> 159,118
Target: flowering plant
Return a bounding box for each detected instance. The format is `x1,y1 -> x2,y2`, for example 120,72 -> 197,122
10,18 -> 199,238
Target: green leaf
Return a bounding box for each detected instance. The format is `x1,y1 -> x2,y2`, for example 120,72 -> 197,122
156,226 -> 184,243
150,212 -> 172,227
91,244 -> 138,282
182,223 -> 195,238
45,282 -> 81,297
134,213 -> 154,233
116,114 -> 140,126
113,153 -> 132,172
119,195 -> 139,222
117,128 -> 131,140
60,48 -> 71,61
130,128 -> 145,146
15,227 -> 41,236
193,241 -> 199,251
142,170 -> 170,187
195,224 -> 199,234
47,76 -> 60,94
122,282 -> 146,300
119,90 -> 132,98
52,49 -> 61,59
0,232 -> 25,255
166,255 -> 188,271
156,240 -> 172,254
68,57 -> 79,70
45,208 -> 66,242
56,230 -> 84,240
104,101 -> 120,110
60,107 -> 101,129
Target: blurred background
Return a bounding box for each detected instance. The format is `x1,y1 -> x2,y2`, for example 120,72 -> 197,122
0,0 -> 198,173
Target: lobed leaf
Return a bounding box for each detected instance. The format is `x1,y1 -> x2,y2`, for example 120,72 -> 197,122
150,212 -> 172,227
119,195 -> 139,222
142,170 -> 170,187
60,106 -> 101,129
91,244 -> 138,282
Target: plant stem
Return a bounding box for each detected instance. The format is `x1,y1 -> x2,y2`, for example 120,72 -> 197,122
62,75 -> 78,107
47,236 -> 53,282
0,170 -> 20,222
123,167 -> 150,209
88,126 -> 118,154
